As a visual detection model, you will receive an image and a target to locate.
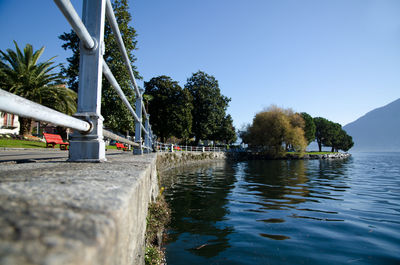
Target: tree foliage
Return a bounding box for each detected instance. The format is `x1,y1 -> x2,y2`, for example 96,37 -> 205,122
144,75 -> 192,142
333,129 -> 354,152
0,41 -> 76,136
300,112 -> 316,144
59,0 -> 139,134
240,106 -> 307,158
215,114 -> 237,144
241,107 -> 354,154
323,121 -> 342,151
314,117 -> 353,152
313,117 -> 330,152
185,71 -> 235,144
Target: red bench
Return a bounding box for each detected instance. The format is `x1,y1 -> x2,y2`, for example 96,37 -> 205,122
43,133 -> 69,150
115,142 -> 128,151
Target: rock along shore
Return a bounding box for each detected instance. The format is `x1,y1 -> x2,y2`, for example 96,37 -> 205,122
227,152 -> 351,161
302,153 -> 351,160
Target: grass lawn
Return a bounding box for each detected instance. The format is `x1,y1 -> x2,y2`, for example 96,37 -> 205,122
0,138 -> 47,148
107,145 -> 118,150
305,151 -> 335,155
0,138 -> 119,150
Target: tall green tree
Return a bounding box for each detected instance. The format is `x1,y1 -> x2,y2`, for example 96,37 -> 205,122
300,112 -> 316,145
314,117 -> 346,152
214,114 -> 237,144
0,41 -> 76,136
313,117 -> 331,152
144,75 -> 193,142
185,71 -> 233,144
59,0 -> 140,134
331,129 -> 354,152
323,121 -> 342,152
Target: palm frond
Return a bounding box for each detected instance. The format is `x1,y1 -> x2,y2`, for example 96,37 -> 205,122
0,41 -> 76,115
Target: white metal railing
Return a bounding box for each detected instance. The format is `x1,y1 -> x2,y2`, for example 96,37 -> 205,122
154,141 -> 225,153
0,0 -> 154,162
103,130 -> 138,147
55,0 -> 153,160
0,89 -> 91,133
0,89 -> 139,148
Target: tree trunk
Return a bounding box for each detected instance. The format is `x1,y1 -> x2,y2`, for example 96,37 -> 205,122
317,140 -> 322,152
19,117 -> 33,136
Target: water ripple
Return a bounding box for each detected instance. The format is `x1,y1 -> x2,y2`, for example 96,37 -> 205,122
164,153 -> 400,264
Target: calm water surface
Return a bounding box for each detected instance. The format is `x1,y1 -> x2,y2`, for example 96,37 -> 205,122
162,153 -> 400,264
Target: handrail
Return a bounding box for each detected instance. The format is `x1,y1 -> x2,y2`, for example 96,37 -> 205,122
103,129 -> 138,146
105,0 -> 140,97
100,31 -> 149,135
142,103 -> 148,118
0,0 -> 158,160
154,141 -> 225,153
0,89 -> 91,133
54,0 -> 96,50
102,62 -> 140,123
103,0 -> 151,149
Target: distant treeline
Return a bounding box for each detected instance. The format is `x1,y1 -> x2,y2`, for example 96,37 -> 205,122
239,106 -> 353,158
144,73 -> 236,145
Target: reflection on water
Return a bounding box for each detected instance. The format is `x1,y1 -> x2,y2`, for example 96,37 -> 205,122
163,153 -> 400,265
162,162 -> 236,259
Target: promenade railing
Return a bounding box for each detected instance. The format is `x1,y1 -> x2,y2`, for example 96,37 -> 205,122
0,0 -> 154,162
154,141 -> 225,153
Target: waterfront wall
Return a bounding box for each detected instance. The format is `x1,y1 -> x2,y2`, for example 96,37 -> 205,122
0,151 -> 225,265
157,151 -> 226,172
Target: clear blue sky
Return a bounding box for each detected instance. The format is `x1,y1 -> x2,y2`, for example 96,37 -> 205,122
1,0 -> 399,130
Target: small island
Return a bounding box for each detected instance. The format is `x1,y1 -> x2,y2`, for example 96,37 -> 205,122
237,105 -> 353,160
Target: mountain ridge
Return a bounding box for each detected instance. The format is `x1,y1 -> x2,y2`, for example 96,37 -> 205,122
343,98 -> 400,152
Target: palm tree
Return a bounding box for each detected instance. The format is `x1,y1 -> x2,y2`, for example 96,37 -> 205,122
0,41 -> 77,136
143,93 -> 154,113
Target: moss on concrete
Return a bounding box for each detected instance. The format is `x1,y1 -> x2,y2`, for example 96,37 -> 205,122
144,193 -> 170,265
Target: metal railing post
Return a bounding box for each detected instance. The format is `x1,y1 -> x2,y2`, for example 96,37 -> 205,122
144,114 -> 150,153
134,88 -> 144,155
149,127 -> 153,151
69,0 -> 107,162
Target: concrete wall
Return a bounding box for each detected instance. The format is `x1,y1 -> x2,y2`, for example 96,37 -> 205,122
157,151 -> 226,172
0,154 -> 159,265
0,151 -> 226,265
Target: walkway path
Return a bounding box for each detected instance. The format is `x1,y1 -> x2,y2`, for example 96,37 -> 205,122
0,149 -> 129,163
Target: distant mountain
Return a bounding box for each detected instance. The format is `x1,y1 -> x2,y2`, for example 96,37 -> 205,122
343,98 -> 400,152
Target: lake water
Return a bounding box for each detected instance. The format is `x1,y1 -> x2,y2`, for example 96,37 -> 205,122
162,152 -> 400,265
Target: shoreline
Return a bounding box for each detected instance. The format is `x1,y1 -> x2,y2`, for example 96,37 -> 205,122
227,152 -> 351,161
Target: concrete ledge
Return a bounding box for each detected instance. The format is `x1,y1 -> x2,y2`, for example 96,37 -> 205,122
0,153 -> 159,265
0,151 -> 228,264
156,151 -> 226,172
